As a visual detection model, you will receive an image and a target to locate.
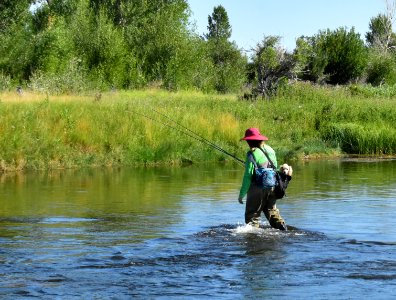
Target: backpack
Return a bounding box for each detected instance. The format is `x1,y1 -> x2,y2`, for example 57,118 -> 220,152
248,147 -> 286,199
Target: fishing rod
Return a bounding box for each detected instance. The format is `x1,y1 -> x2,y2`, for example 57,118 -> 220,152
129,108 -> 245,165
151,108 -> 245,164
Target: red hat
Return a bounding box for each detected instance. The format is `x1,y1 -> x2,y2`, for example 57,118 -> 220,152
241,128 -> 269,141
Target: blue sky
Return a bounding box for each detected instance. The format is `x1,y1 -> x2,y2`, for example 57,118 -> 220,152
187,0 -> 386,53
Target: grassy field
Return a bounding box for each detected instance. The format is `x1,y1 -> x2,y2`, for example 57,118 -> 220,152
0,83 -> 395,172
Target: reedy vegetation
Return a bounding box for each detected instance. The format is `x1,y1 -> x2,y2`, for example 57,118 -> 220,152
1,1 -> 396,172
0,83 -> 395,172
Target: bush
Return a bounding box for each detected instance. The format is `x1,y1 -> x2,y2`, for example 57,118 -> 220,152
29,58 -> 91,94
163,36 -> 215,91
366,51 -> 396,86
0,72 -> 11,91
250,36 -> 296,98
295,27 -> 368,85
70,6 -> 132,89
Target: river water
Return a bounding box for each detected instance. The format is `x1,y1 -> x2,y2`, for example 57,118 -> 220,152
1,159 -> 396,299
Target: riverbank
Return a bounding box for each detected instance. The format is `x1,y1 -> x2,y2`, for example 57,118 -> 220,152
0,83 -> 395,172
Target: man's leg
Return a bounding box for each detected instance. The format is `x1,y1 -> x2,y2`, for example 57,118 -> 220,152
245,184 -> 263,227
262,189 -> 287,231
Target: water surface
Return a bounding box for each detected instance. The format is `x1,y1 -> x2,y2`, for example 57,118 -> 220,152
1,160 -> 396,299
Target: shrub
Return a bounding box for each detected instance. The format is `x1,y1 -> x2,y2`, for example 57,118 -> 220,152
365,51 -> 396,86
29,58 -> 91,94
0,72 -> 11,91
295,27 -> 368,85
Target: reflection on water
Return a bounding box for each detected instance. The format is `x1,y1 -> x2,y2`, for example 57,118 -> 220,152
1,160 -> 396,298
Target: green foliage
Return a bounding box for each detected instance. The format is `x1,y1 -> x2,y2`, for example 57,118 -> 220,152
29,58 -> 90,94
206,39 -> 247,93
31,18 -> 74,75
250,36 -> 296,98
0,22 -> 35,81
321,123 -> 396,155
1,0 -> 391,93
1,0 -> 227,92
348,83 -> 396,97
322,27 -> 368,84
365,50 -> 396,86
121,0 -> 191,87
2,84 -> 395,171
31,4 -> 51,33
205,5 -> 231,40
204,5 -> 247,93
365,13 -> 396,51
0,72 -> 12,91
163,35 -> 215,91
70,3 -> 132,88
295,27 -> 368,85
294,36 -> 328,82
0,0 -> 32,34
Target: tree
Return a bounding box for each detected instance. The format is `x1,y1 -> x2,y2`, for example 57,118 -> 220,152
322,27 -> 368,84
294,35 -> 328,83
205,5 -> 246,93
0,0 -> 247,92
295,28 -> 368,85
0,0 -> 32,34
119,0 -> 192,87
30,0 -> 196,90
205,5 -> 231,41
252,36 -> 296,98
366,14 -> 396,51
365,1 -> 396,86
205,5 -> 232,68
0,0 -> 36,82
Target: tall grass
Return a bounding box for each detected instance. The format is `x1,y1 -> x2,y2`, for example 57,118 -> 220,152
0,83 -> 395,171
321,123 -> 396,154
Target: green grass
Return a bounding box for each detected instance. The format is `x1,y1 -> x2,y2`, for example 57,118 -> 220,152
0,83 -> 395,171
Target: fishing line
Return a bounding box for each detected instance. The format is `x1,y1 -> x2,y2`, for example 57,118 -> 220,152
128,108 -> 244,165
151,108 -> 244,164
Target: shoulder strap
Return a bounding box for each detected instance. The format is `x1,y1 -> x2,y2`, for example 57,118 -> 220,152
247,151 -> 258,170
258,147 -> 276,170
259,147 -> 284,191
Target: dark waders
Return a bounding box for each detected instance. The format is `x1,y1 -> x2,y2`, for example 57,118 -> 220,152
245,183 -> 286,230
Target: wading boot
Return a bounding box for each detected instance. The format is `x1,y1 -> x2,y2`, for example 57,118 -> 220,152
247,218 -> 260,228
278,222 -> 287,231
268,208 -> 287,231
247,222 -> 260,228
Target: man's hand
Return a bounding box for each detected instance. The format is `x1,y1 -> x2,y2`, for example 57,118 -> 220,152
238,196 -> 244,204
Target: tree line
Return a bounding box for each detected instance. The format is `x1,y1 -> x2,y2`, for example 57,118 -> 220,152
0,0 -> 395,96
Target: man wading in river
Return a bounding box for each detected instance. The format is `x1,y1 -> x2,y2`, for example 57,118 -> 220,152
238,128 -> 292,231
